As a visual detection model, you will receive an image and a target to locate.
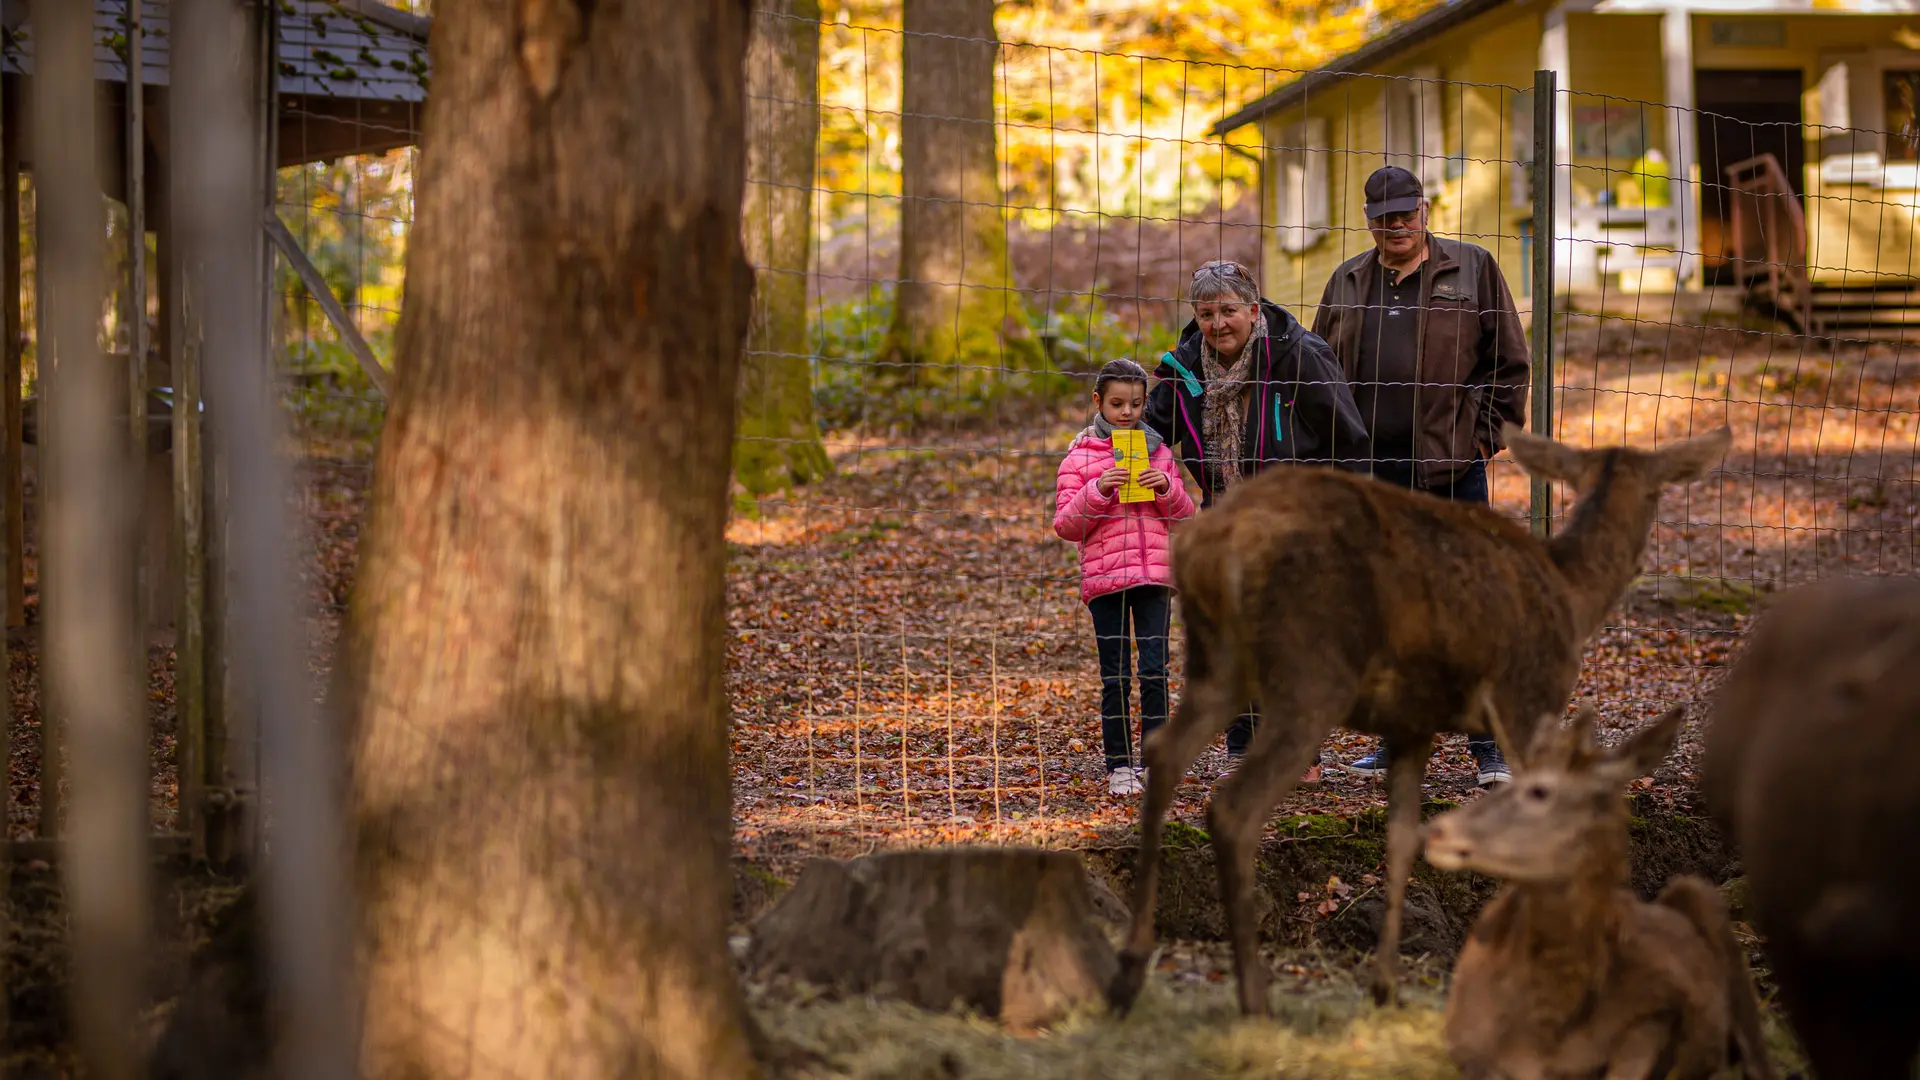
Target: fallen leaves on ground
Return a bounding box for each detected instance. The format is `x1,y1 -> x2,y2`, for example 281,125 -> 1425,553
0,341 -> 1909,854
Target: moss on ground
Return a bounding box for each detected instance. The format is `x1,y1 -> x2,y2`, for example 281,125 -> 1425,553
735,856 -> 795,924
750,945 -> 1809,1078
1162,820 -> 1212,851
752,951 -> 1461,1080
1635,574 -> 1770,619
1077,805 -> 1495,955
737,805 -> 1738,965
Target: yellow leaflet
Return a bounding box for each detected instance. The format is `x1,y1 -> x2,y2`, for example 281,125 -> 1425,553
1111,428 -> 1155,503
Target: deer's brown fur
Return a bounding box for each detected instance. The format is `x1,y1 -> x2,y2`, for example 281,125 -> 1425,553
1427,704 -> 1776,1080
1111,423 -> 1732,1016
1703,576 -> 1920,1080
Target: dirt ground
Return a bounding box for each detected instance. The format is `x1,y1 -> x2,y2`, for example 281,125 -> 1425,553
726,334 -> 1918,859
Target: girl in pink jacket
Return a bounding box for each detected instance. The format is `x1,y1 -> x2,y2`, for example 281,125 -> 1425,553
1054,359 -> 1198,797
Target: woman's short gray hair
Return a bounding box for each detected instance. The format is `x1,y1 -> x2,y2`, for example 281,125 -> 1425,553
1189,259 -> 1261,305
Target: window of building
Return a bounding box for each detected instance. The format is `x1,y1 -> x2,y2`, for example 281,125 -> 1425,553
1511,90 -> 1535,208
1382,69 -> 1445,191
1274,117 -> 1330,253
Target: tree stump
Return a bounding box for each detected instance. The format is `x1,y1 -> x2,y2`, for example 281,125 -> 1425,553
747,848 -> 1119,1031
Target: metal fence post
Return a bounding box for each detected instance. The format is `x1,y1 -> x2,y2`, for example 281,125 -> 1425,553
1529,68 -> 1558,539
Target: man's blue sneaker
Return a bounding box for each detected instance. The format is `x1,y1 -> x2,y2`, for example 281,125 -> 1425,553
1472,742 -> 1512,788
1340,748 -> 1391,777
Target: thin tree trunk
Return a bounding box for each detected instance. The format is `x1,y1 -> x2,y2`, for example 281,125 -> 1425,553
38,0 -> 148,1076
885,0 -> 1040,379
166,217 -> 208,864
736,0 -> 830,496
3,89 -> 21,630
0,48 -> 13,1047
346,2 -> 761,1076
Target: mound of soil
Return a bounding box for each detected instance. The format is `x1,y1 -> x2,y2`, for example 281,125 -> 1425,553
736,799 -> 1735,966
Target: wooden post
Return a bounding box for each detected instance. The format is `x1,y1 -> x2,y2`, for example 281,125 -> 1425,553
196,0 -> 278,871
263,214 -> 390,395
34,156 -> 59,839
0,65 -> 12,1046
127,0 -> 150,742
203,433 -> 232,866
163,188 -> 205,861
1528,69 -> 1558,540
3,82 -> 20,630
143,75 -> 203,856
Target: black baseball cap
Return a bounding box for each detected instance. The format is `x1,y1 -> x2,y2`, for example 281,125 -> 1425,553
1364,165 -> 1424,219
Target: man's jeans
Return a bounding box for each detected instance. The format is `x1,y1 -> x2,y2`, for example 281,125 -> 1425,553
1227,458 -> 1495,760
1362,457 -> 1496,761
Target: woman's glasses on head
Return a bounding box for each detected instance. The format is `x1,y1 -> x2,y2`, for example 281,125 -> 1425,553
1193,260 -> 1252,283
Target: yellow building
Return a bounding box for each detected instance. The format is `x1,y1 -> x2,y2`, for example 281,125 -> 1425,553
1215,0 -> 1920,338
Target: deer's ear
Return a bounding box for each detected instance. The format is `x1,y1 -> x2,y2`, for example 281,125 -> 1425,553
1565,703 -> 1602,766
1599,705 -> 1687,785
1655,427 -> 1732,485
1838,620 -> 1920,694
1504,425 -> 1591,487
1522,711 -> 1575,770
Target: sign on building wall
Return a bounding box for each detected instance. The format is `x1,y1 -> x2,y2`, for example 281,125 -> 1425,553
1572,104 -> 1649,160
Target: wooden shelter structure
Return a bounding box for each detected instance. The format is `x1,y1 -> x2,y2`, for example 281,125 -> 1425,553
0,0 -> 425,863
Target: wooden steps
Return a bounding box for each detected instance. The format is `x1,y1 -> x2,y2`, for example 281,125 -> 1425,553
1806,280 -> 1920,342
1723,155 -> 1920,343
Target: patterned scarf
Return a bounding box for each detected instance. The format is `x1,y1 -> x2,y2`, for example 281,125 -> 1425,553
1199,308 -> 1270,490
1087,410 -> 1164,455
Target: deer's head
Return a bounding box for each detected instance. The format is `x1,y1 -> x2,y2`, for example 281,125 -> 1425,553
1504,422 -> 1731,509
1423,703 -> 1686,884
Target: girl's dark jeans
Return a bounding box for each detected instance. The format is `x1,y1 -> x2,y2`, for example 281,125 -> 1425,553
1089,586 -> 1172,772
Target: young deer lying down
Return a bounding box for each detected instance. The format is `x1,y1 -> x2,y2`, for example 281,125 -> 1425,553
1111,423 -> 1732,1016
1425,703 -> 1776,1080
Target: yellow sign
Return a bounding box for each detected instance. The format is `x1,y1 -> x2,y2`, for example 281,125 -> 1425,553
1111,428 -> 1154,503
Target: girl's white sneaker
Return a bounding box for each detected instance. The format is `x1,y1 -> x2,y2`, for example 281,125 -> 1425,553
1107,766 -> 1146,797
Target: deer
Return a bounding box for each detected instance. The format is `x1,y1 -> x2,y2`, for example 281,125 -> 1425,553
1424,702 -> 1777,1080
1109,422 -> 1733,1017
1701,576 -> 1920,1080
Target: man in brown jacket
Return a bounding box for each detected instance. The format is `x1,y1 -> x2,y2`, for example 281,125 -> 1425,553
1313,165 -> 1531,788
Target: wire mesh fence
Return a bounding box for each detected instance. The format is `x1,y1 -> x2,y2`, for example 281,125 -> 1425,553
5,0 -> 1918,890
721,13 -> 1920,856
1,2 -> 1918,1070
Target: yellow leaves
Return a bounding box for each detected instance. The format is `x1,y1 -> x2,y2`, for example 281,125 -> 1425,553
809,0 -> 1447,226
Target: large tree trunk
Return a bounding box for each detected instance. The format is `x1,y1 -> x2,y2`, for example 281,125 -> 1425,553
345,2 -> 760,1076
886,0 -> 1042,381
736,0 -> 832,496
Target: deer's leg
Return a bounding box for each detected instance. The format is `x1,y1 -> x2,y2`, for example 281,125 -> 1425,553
1652,876 -> 1774,1080
1370,732 -> 1433,1007
1110,668 -> 1238,1012
1208,655 -> 1356,1018
1207,712 -> 1331,1017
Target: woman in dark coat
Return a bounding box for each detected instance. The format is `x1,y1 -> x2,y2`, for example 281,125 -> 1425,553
1145,259 -> 1373,508
1136,259 -> 1374,777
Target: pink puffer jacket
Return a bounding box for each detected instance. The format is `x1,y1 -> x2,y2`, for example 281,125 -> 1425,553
1053,436 -> 1198,604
